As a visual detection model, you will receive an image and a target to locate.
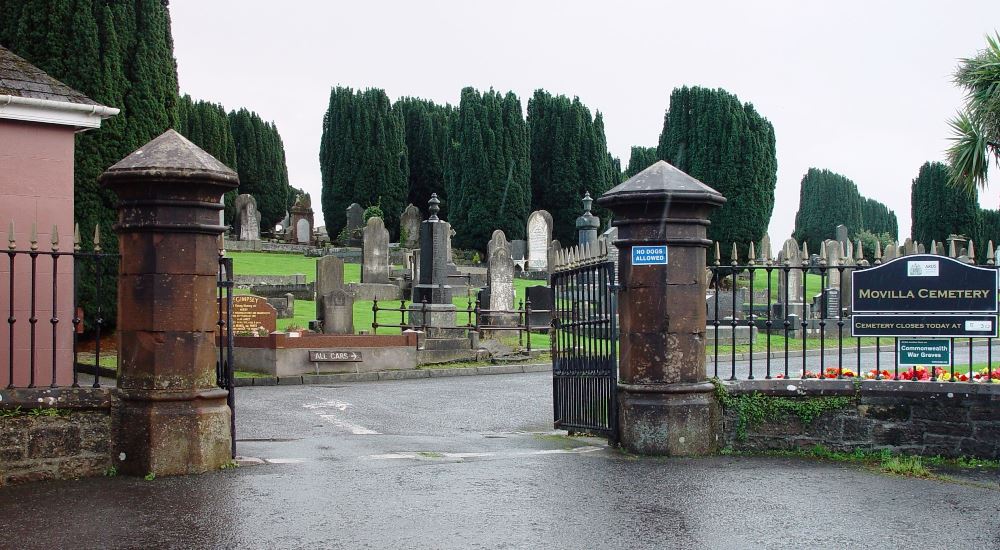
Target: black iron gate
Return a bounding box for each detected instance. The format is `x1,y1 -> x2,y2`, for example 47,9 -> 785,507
550,242 -> 619,442
216,255 -> 236,459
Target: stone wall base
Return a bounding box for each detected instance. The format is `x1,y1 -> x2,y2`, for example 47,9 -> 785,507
721,380 -> 1000,459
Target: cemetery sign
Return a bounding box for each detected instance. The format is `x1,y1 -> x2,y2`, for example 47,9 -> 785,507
221,295 -> 277,335
851,255 -> 998,337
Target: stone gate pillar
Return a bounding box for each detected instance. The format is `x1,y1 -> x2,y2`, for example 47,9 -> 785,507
596,160 -> 725,455
100,130 -> 238,476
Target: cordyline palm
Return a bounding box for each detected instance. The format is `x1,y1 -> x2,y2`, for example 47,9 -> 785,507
948,32 -> 1000,192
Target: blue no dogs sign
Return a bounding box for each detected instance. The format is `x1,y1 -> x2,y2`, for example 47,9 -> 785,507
631,245 -> 668,265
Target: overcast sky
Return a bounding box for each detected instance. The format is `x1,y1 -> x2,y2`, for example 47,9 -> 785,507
170,0 -> 1000,249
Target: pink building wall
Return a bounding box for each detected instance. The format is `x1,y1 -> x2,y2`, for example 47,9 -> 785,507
0,119 -> 77,386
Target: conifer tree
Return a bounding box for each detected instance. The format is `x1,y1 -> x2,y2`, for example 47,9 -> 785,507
229,108 -> 291,231
911,161 -> 979,246
319,87 -> 408,237
445,87 -> 530,249
176,95 -> 240,222
396,97 -> 454,217
527,90 -> 616,244
792,169 -> 864,254
657,86 -> 777,262
625,146 -> 658,178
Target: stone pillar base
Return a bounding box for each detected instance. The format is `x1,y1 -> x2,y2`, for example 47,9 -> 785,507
617,382 -> 720,456
114,389 -> 232,476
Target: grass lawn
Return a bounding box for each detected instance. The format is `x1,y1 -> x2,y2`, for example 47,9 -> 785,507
227,251 -> 550,348
745,270 -> 826,301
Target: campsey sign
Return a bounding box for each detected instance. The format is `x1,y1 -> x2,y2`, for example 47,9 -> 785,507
852,255 -> 998,313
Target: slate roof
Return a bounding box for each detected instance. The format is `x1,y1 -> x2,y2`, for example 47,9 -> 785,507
0,44 -> 99,105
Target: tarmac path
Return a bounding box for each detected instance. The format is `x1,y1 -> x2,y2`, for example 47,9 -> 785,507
1,372 -> 998,549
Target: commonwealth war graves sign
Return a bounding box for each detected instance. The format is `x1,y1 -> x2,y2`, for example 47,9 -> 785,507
851,255 -> 998,337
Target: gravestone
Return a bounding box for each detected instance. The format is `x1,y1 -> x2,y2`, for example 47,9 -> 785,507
233,194 -> 261,241
575,192 -> 600,246
225,295 -> 277,335
777,238 -> 803,301
511,240 -> 527,272
903,238 -> 917,256
824,240 -> 843,289
411,194 -> 457,328
266,293 -> 295,319
707,288 -> 748,320
345,203 -> 364,246
362,217 -> 390,284
835,224 -> 849,255
759,233 -> 771,262
526,210 -> 553,272
400,203 -> 421,248
487,230 -> 515,314
322,288 -> 354,334
525,285 -> 554,329
296,218 -> 310,244
315,255 -> 345,319
289,194 -> 314,244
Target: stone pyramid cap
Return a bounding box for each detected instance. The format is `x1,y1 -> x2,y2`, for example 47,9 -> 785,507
100,129 -> 239,186
597,160 -> 725,207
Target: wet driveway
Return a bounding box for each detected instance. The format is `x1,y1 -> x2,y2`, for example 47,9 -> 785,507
1,372 -> 998,549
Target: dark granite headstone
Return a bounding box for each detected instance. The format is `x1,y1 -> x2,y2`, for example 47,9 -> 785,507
525,285 -> 554,329
345,203 -> 364,246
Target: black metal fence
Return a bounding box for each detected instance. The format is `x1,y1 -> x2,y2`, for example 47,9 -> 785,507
3,225 -> 117,389
708,256 -> 999,383
550,249 -> 618,441
371,295 -> 551,353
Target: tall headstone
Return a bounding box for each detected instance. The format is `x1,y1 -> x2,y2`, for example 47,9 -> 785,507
233,194 -> 261,241
399,203 -> 421,248
487,230 -> 514,313
362,217 -> 390,284
575,191 -> 600,246
411,194 -> 457,327
903,238 -> 917,256
345,203 -> 364,246
315,255 -> 345,319
322,288 -> 355,334
289,193 -> 314,244
526,210 -> 553,272
759,233 -> 772,263
824,239 -> 843,290
835,224 -> 850,257
777,238 -> 803,317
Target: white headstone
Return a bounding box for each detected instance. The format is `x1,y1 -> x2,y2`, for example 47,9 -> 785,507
526,210 -> 553,272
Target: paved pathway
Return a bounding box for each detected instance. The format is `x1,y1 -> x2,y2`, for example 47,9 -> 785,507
1,372 -> 998,549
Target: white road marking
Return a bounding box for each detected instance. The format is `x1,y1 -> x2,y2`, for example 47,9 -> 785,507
368,446 -> 604,461
318,414 -> 381,435
302,399 -> 381,435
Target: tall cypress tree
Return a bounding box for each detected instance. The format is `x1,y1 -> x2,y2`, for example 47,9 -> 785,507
792,168 -> 864,254
911,161 -> 979,246
0,0 -> 179,327
319,87 -> 408,237
396,97 -> 454,216
859,197 -> 898,241
176,94 -> 240,222
444,87 -> 530,249
625,146 -> 658,178
527,90 -> 616,244
229,108 -> 291,231
657,86 -> 777,262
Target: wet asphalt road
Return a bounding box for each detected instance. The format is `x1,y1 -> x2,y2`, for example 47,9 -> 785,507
2,372 -> 999,549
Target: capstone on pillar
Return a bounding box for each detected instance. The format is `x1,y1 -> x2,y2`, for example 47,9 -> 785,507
100,129 -> 238,476
596,160 -> 726,455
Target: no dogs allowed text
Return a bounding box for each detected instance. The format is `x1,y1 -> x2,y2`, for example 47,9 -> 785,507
631,245 -> 668,265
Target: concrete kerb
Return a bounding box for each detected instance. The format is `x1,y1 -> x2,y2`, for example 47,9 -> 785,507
234,363 -> 553,387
